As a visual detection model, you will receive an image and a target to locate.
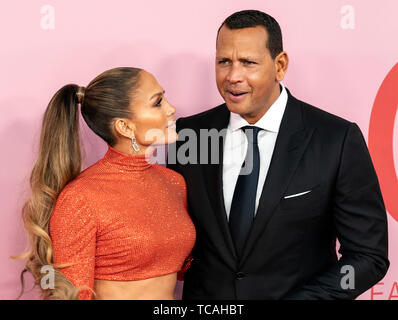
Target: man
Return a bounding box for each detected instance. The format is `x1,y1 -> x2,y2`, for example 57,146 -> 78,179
167,10 -> 389,299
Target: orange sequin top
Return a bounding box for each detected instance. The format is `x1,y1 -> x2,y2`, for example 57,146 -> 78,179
49,144 -> 196,300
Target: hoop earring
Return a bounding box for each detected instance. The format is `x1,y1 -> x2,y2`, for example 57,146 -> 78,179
131,134 -> 140,152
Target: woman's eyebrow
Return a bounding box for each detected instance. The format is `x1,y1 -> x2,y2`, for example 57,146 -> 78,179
150,89 -> 165,100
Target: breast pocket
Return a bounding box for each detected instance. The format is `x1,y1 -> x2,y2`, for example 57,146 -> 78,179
280,184 -> 322,212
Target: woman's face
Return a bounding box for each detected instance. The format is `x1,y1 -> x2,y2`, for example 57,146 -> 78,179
130,70 -> 177,147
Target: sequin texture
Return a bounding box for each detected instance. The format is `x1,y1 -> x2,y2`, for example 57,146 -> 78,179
49,144 -> 196,299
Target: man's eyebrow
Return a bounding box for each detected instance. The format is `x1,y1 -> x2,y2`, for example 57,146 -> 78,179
216,56 -> 259,61
150,89 -> 165,100
239,57 -> 258,61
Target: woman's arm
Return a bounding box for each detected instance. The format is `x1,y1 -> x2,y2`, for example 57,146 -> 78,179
49,187 -> 97,300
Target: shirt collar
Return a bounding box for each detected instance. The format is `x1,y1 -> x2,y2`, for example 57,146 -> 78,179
229,82 -> 288,133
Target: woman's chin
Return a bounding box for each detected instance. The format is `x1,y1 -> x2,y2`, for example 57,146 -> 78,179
165,129 -> 178,144
165,132 -> 178,144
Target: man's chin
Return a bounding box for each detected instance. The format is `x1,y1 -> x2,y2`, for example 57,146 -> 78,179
224,101 -> 249,116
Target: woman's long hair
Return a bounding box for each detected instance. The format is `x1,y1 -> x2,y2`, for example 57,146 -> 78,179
12,67 -> 142,299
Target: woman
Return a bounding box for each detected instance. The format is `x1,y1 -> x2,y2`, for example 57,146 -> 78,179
17,67 -> 196,300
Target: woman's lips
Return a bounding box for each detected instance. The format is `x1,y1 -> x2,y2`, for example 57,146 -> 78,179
226,90 -> 248,102
166,121 -> 176,129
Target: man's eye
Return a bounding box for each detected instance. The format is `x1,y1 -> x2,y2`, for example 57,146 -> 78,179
155,98 -> 163,106
244,61 -> 256,65
218,60 -> 229,65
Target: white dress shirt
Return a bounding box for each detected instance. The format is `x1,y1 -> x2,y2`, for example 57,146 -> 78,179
223,83 -> 288,220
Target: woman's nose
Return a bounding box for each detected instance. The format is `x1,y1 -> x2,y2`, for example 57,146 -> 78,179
168,102 -> 176,116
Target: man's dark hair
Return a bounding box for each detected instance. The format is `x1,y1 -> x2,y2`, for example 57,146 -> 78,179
217,10 -> 283,59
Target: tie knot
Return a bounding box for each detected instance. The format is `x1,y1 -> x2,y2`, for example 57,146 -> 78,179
241,126 -> 262,144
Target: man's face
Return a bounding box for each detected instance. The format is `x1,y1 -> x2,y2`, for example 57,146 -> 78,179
216,25 -> 282,124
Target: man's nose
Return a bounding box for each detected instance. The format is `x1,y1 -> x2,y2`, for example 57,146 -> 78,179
226,63 -> 243,83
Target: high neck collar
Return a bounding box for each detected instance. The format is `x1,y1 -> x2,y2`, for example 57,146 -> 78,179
102,144 -> 154,171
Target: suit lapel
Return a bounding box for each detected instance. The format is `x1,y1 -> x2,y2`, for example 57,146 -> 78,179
239,92 -> 315,266
199,91 -> 315,268
201,105 -> 238,266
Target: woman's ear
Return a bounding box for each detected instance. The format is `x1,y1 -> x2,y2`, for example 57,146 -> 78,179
113,118 -> 136,139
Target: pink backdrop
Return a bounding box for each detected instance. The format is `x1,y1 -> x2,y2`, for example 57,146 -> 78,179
1,0 -> 397,300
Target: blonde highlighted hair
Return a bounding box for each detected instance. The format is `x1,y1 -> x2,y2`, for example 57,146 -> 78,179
12,67 -> 142,299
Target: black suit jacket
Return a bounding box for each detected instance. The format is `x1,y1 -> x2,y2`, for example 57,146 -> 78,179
167,88 -> 389,299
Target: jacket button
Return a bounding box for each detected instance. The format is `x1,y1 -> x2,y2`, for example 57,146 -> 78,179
236,272 -> 246,280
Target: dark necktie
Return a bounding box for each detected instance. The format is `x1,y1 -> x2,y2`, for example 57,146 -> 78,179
229,126 -> 262,258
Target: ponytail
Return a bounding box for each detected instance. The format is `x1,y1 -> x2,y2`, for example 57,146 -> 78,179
12,67 -> 142,299
12,84 -> 83,299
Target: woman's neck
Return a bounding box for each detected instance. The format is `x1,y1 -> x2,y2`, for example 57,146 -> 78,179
112,141 -> 155,157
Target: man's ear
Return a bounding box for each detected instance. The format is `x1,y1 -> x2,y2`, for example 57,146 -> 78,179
275,51 -> 289,82
113,118 -> 136,139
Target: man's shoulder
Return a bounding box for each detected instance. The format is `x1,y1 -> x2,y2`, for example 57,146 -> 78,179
176,92 -> 354,133
293,94 -> 353,132
176,103 -> 228,128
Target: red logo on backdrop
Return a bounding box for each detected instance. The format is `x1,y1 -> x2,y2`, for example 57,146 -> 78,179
369,63 -> 398,222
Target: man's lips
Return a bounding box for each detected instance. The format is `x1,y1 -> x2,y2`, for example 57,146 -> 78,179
227,89 -> 248,95
226,89 -> 249,102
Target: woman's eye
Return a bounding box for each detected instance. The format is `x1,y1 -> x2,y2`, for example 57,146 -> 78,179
155,98 -> 163,106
